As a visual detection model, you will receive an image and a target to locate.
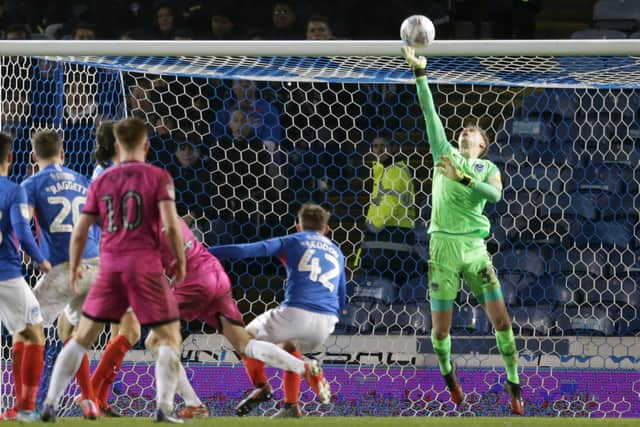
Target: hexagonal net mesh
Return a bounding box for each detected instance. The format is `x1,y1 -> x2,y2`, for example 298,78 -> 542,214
1,53 -> 639,418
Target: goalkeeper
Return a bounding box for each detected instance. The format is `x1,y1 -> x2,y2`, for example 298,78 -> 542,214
402,47 -> 523,415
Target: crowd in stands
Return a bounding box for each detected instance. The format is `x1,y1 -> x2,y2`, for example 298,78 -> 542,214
0,0 -> 546,42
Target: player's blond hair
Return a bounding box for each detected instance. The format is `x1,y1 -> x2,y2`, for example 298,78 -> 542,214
298,203 -> 330,232
114,117 -> 148,152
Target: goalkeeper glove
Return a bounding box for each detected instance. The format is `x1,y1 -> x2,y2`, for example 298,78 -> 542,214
401,46 -> 427,77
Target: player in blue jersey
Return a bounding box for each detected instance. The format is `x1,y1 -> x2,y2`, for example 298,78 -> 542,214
21,130 -> 102,418
0,132 -> 52,422
209,203 -> 344,418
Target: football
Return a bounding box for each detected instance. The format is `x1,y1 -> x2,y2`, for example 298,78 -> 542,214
400,15 -> 436,48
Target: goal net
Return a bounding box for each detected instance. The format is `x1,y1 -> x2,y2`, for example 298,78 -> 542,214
1,40 -> 639,418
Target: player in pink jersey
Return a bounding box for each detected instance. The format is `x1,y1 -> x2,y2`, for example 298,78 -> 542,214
143,218 -> 331,418
41,118 -> 186,423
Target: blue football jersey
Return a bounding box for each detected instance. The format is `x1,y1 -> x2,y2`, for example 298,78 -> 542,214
91,161 -> 113,181
210,231 -> 346,316
21,164 -> 100,266
0,176 -> 45,280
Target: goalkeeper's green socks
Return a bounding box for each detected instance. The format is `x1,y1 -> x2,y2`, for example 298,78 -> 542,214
431,331 -> 452,375
496,328 -> 520,384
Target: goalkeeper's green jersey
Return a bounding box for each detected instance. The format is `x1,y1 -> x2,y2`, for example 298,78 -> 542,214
416,76 -> 500,237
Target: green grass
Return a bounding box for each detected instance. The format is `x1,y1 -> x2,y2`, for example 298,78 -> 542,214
3,418 -> 639,427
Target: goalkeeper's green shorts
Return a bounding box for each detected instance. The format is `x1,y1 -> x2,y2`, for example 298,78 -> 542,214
427,232 -> 502,311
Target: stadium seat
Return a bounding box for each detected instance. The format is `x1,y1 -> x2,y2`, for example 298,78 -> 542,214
398,274 -> 428,304
517,274 -> 570,307
518,89 -> 576,120
593,0 -> 640,32
574,162 -> 634,194
554,305 -> 616,336
350,274 -> 398,305
575,274 -> 640,307
496,117 -> 555,145
451,304 -> 491,335
564,245 -> 611,277
569,220 -> 634,248
335,302 -> 373,335
570,28 -> 628,39
495,245 -> 547,276
511,306 -> 554,336
540,191 -> 596,221
373,303 -> 430,335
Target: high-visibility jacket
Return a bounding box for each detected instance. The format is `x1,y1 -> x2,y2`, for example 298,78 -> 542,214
366,160 -> 416,229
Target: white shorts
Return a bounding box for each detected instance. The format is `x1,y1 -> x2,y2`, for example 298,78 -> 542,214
246,306 -> 338,353
34,257 -> 99,327
0,276 -> 43,335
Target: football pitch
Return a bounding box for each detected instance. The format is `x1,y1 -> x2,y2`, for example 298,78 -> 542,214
2,418 -> 639,426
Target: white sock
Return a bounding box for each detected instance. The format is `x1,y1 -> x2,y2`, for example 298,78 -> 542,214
176,363 -> 202,407
45,339 -> 87,407
244,339 -> 305,374
155,345 -> 179,414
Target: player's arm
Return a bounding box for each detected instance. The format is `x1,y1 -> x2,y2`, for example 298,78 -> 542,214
338,265 -> 347,310
69,213 -> 95,291
208,237 -> 285,260
159,200 -> 186,284
402,46 -> 452,161
11,188 -> 50,272
436,155 -> 502,203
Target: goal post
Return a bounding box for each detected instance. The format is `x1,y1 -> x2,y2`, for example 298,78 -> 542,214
1,40 -> 639,418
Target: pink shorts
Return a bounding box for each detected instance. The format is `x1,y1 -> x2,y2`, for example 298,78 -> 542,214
82,271 -> 179,326
172,267 -> 243,332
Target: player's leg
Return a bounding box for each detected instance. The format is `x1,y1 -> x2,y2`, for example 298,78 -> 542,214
427,234 -> 465,404
272,341 -> 303,418
41,315 -> 104,422
0,276 -> 46,421
145,329 -> 208,419
148,320 -> 182,420
91,310 -> 141,415
429,233 -> 464,405
125,271 -> 181,421
56,311 -> 98,415
13,323 -> 45,421
463,244 -> 523,415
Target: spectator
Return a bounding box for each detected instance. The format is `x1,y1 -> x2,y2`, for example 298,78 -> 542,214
4,23 -> 30,39
165,140 -> 218,244
355,135 -> 419,285
150,2 -> 176,39
209,6 -> 242,40
489,0 -> 541,39
174,27 -> 193,40
214,79 -> 283,145
267,1 -> 300,40
306,15 -> 333,40
214,108 -> 287,241
72,22 -> 96,40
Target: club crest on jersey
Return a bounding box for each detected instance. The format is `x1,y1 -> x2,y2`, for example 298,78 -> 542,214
474,163 -> 485,172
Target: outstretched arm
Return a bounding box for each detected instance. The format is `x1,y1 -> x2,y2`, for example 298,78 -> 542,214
209,237 -> 285,260
402,47 -> 452,161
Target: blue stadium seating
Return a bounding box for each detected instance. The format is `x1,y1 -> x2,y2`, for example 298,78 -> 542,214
372,303 -> 430,335
398,275 -> 428,304
451,305 -> 491,335
511,306 -> 554,336
350,274 -> 398,305
554,305 -> 617,336
335,302 -> 373,335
